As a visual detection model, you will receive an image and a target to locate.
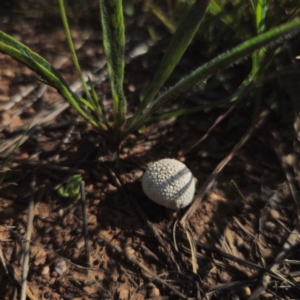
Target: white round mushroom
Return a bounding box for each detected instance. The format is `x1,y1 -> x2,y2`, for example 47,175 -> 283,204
142,158 -> 195,210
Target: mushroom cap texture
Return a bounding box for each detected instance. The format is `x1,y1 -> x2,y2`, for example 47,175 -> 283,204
142,158 -> 195,209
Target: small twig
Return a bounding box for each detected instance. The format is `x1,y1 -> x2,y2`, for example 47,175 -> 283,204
11,160 -> 83,173
20,168 -> 36,300
80,181 -> 91,267
233,217 -> 256,239
20,133 -> 44,300
0,244 -> 13,282
52,124 -> 75,162
173,218 -> 179,252
206,276 -> 259,292
181,245 -> 249,278
178,96 -> 243,159
184,222 -> 198,274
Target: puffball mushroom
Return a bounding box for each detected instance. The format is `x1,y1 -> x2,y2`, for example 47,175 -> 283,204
142,158 -> 195,210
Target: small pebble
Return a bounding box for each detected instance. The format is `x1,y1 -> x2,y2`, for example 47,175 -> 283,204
107,183 -> 118,193
124,246 -> 135,255
219,271 -> 232,283
54,259 -> 67,275
148,287 -> 160,298
270,209 -> 280,219
44,292 -> 51,299
41,266 -> 50,275
264,221 -> 276,232
93,199 -> 101,206
118,286 -> 129,300
128,84 -> 136,92
51,271 -> 58,278
76,237 -> 85,249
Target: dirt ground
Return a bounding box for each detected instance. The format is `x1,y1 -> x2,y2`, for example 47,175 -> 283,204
1,4 -> 300,300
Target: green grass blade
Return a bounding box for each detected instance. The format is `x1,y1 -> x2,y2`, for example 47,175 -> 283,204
129,17 -> 300,131
129,0 -> 210,127
251,0 -> 267,125
87,77 -> 103,115
146,1 -> 176,33
58,0 -> 93,104
252,0 -> 267,75
149,73 -> 254,121
255,0 -> 266,34
209,0 -> 234,27
0,30 -> 100,129
99,0 -> 126,127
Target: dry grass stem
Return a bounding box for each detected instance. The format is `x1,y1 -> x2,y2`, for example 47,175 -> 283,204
80,181 -> 91,267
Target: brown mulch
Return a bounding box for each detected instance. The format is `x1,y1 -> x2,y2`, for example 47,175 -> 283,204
1,5 -> 300,300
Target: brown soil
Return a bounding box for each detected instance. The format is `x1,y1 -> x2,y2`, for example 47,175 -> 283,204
1,5 -> 300,300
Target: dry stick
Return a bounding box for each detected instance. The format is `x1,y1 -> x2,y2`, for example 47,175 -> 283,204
11,160 -> 84,173
206,276 -> 259,293
180,109 -> 270,225
178,90 -> 247,159
178,77 -> 260,160
181,245 -> 250,278
0,244 -> 13,283
20,135 -> 43,300
98,233 -> 188,300
247,132 -> 300,300
52,124 -> 75,162
20,169 -> 36,300
20,182 -> 45,300
184,223 -> 198,274
80,181 -> 91,268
